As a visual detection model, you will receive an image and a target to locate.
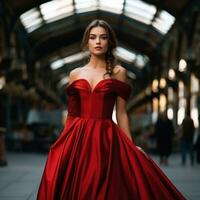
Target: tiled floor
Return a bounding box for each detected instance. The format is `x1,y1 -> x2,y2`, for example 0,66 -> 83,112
0,152 -> 199,200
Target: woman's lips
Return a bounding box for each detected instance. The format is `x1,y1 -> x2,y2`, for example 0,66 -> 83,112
95,47 -> 102,50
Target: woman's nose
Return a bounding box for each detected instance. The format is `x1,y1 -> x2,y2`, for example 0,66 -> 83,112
96,37 -> 100,43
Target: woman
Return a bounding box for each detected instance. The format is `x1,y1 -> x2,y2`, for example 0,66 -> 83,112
37,19 -> 186,200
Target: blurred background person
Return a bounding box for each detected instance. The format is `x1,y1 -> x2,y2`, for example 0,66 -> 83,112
0,102 -> 8,167
194,133 -> 200,164
155,111 -> 175,166
180,110 -> 195,166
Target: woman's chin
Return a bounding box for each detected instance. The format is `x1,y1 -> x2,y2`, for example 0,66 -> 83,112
92,52 -> 106,57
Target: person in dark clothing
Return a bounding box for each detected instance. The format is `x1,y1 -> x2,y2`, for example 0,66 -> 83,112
194,115 -> 200,164
180,110 -> 195,166
0,101 -> 8,167
195,134 -> 200,163
155,112 -> 175,166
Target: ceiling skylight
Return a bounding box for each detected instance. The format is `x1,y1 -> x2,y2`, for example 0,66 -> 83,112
59,76 -> 68,87
50,59 -> 65,70
99,0 -> 124,14
40,0 -> 74,23
135,55 -> 149,68
124,0 -> 156,24
114,46 -> 149,69
75,0 -> 98,13
20,0 -> 175,35
114,46 -> 136,63
152,10 -> 175,34
63,51 -> 89,63
20,8 -> 43,33
50,51 -> 89,70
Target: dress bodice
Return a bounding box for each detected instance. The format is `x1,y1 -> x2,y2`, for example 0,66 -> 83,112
65,78 -> 131,120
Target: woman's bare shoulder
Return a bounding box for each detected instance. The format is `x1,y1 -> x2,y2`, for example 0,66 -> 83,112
113,65 -> 128,81
114,64 -> 127,72
68,67 -> 83,83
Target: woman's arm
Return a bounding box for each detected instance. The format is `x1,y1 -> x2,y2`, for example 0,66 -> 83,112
116,102 -> 133,142
115,66 -> 148,156
115,66 -> 133,141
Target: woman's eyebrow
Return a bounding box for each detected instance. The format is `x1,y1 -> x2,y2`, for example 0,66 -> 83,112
89,33 -> 108,36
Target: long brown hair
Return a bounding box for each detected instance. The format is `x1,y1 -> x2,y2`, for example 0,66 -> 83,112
81,19 -> 118,78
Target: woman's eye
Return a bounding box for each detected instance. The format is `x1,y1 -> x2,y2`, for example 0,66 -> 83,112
101,36 -> 108,40
89,35 -> 108,40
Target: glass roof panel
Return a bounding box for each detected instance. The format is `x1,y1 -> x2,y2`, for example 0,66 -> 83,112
40,0 -> 74,23
20,8 -> 43,32
152,10 -> 175,34
59,77 -> 68,86
99,0 -> 124,14
50,59 -> 65,70
114,46 -> 149,68
50,51 -> 89,70
20,8 -> 40,23
42,7 -> 74,23
75,0 -> 98,13
25,18 -> 43,28
135,54 -> 149,69
124,0 -> 156,24
114,46 -> 136,63
63,51 -> 89,64
20,0 -> 174,35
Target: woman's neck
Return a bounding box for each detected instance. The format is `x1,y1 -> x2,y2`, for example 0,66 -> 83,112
87,54 -> 106,69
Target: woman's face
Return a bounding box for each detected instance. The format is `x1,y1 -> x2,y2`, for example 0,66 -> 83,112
87,26 -> 109,56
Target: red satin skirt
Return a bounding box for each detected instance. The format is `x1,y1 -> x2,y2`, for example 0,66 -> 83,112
37,116 -> 186,200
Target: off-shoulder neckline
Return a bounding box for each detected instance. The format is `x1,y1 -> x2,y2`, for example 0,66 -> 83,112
66,78 -> 131,93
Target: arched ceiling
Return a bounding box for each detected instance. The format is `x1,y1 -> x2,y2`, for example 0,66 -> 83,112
7,0 -> 189,19
2,0 -> 191,99
6,0 -> 190,61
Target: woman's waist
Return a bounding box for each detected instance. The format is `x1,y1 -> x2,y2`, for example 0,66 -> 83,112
66,114 -> 112,120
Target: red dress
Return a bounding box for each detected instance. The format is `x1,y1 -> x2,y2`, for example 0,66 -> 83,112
37,78 -> 186,200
